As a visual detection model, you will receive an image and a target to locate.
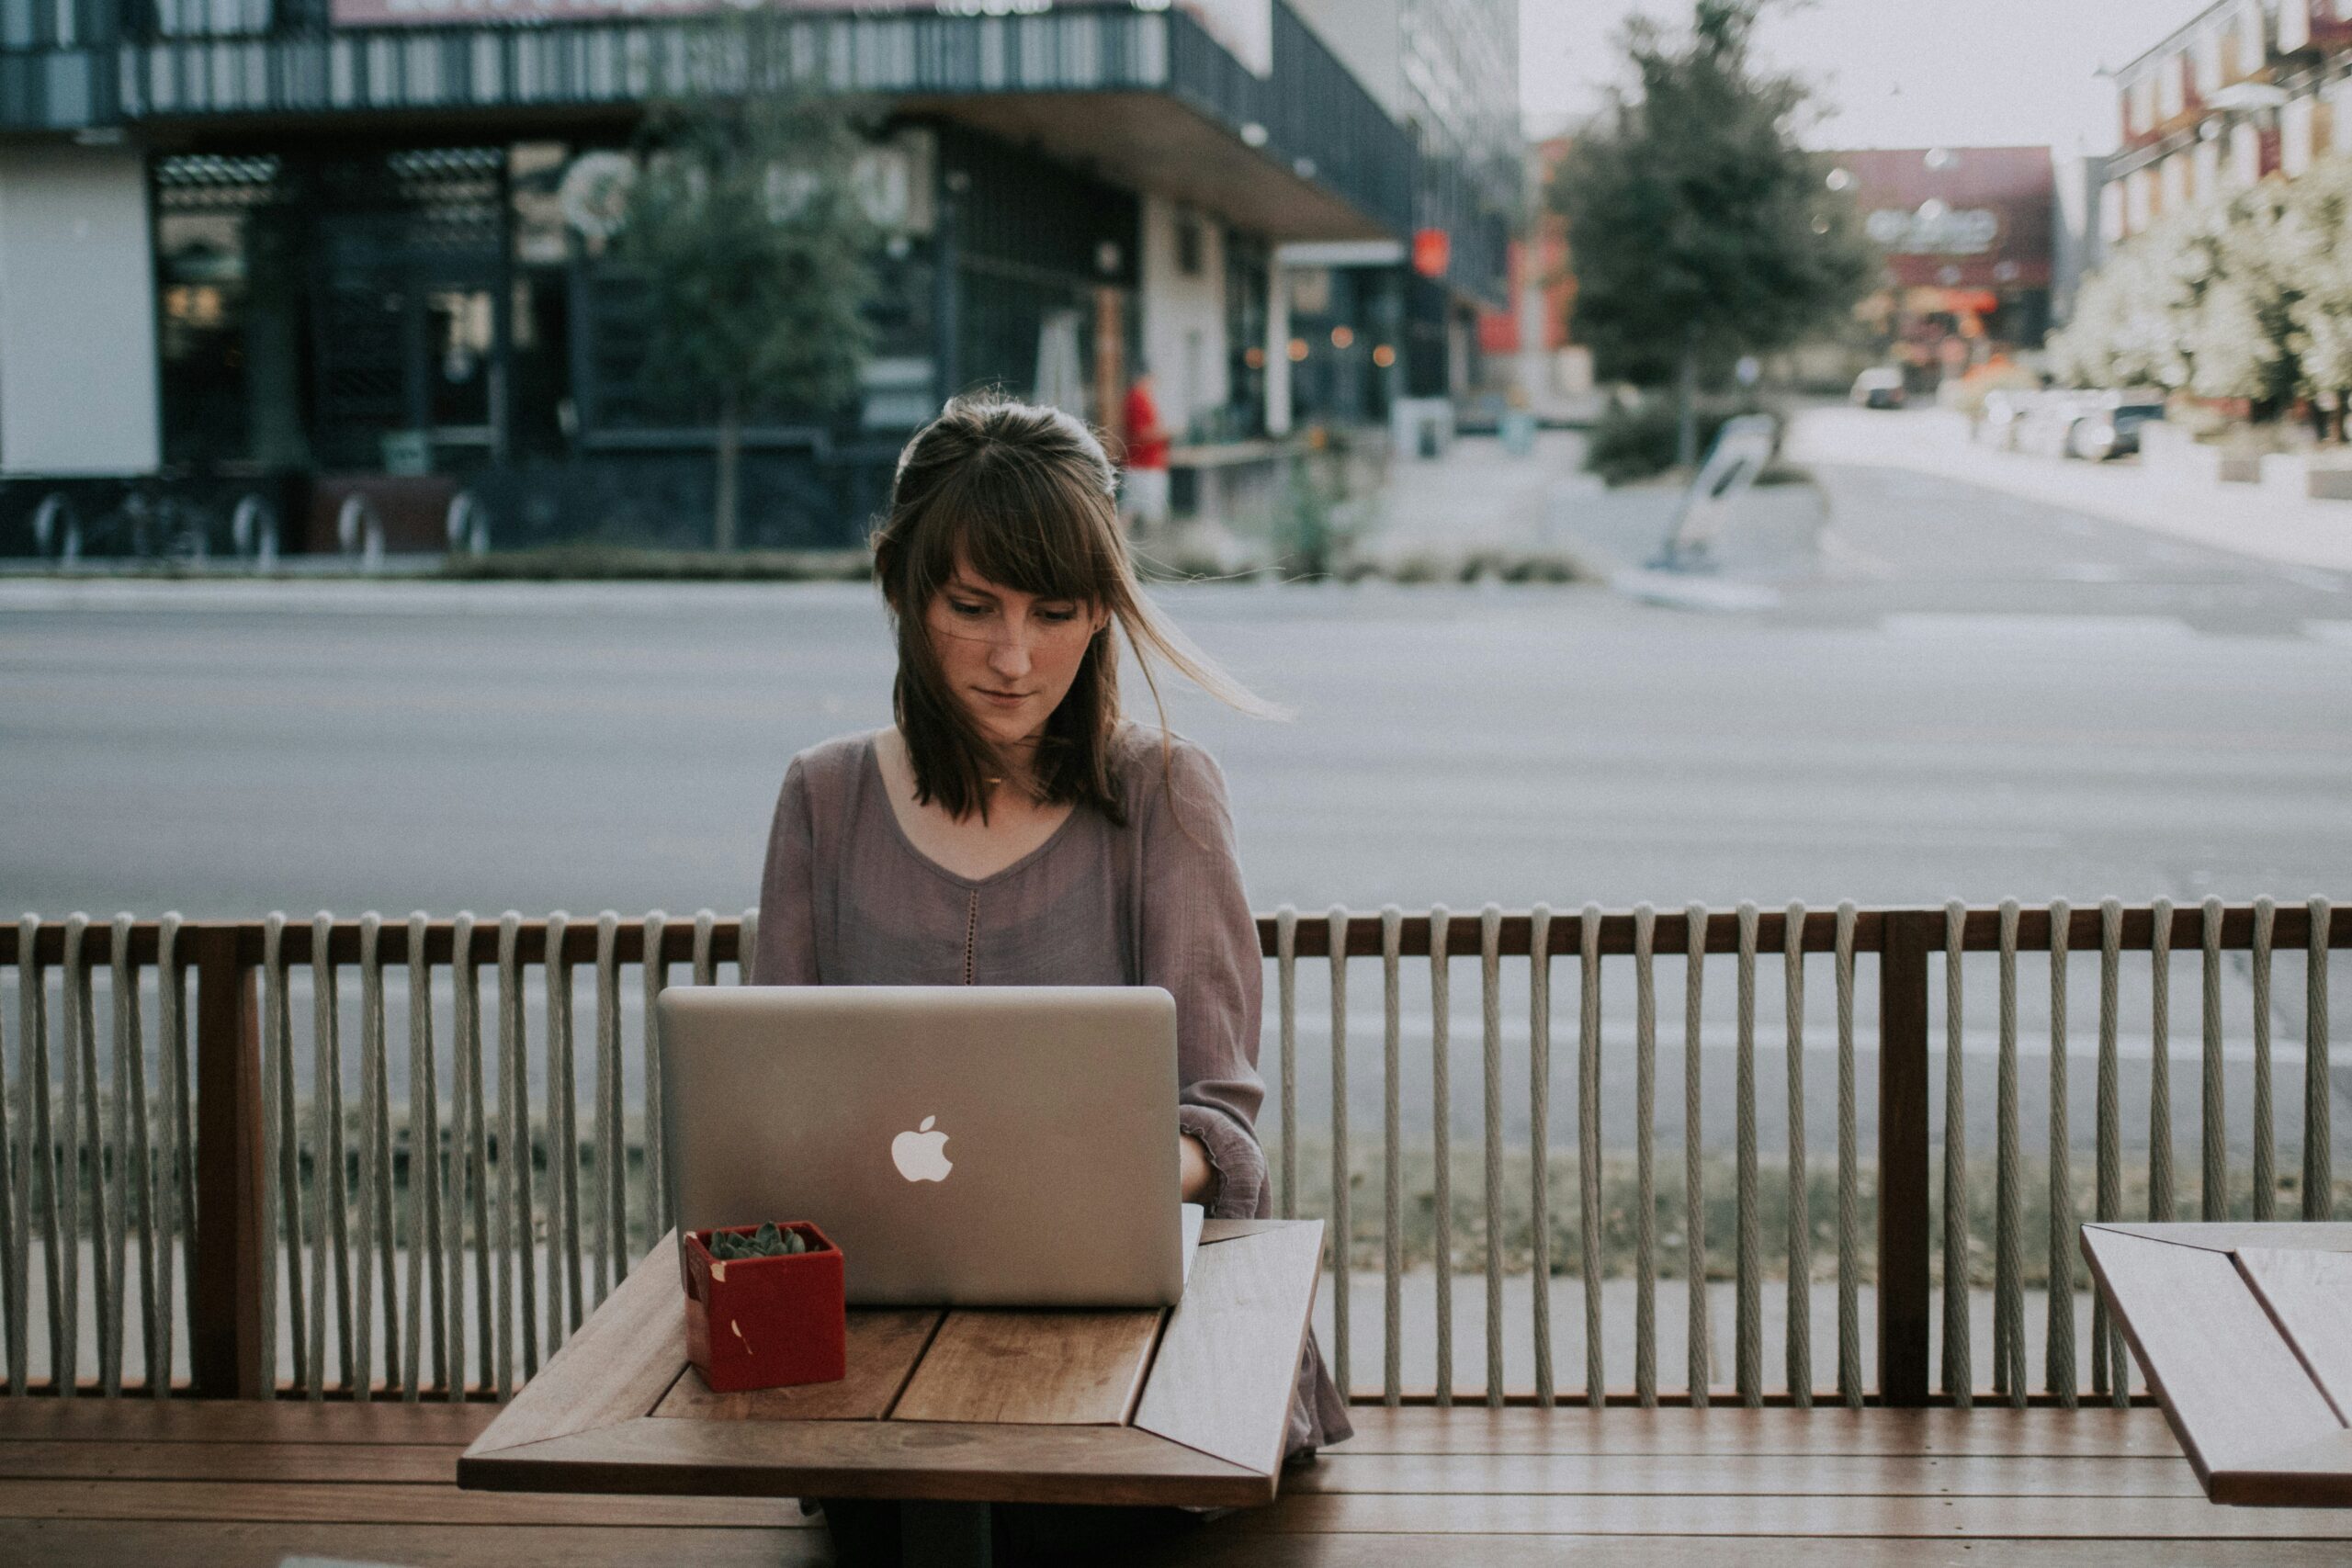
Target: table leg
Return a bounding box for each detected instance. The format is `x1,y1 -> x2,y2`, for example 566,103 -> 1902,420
899,1499 -> 991,1568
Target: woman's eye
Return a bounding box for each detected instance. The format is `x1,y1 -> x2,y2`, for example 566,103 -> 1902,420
1037,606 -> 1079,624
947,600 -> 988,617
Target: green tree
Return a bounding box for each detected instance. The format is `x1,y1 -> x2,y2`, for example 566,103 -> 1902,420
614,18 -> 879,549
1549,0 -> 1874,468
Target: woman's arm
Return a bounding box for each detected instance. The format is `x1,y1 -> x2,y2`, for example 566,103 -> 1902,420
1138,739 -> 1269,1220
752,757 -> 821,987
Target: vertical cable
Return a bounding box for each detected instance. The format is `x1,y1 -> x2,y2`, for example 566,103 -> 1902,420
1632,903 -> 1657,1408
1735,901 -> 1759,1407
1834,902 -> 1860,1408
274,914 -> 307,1396
309,913 -> 348,1401
2200,897 -> 2226,1222
1428,904 -> 1453,1406
2251,898 -> 2275,1222
1379,907 -> 1402,1408
1529,904 -> 1555,1408
1940,898 -> 1969,1408
1782,902 -> 1810,1408
594,913 -> 622,1308
107,914 -> 143,1398
157,913 -> 190,1399
2094,898 -> 2125,1404
1275,907 -> 1296,1220
738,910 -> 758,985
2045,899 -> 2075,1406
2148,897 -> 2174,1223
2308,897 -> 2334,1221
1684,903 -> 1709,1406
1576,902 -> 1603,1409
1479,903 -> 1504,1408
691,909 -> 716,989
355,915 -> 386,1400
546,911 -> 580,1351
453,912 -> 486,1400
1326,906 -> 1351,1401
63,914 -> 96,1400
642,911 -> 671,1246
405,911 -> 443,1401
1994,899 -> 2023,1407
258,915 -> 288,1397
496,913 -> 531,1392
14,914 -> 51,1398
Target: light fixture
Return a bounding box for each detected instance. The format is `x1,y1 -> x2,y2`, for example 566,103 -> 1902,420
1287,338 -> 1309,362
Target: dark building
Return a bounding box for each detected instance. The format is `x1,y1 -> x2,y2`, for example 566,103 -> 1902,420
0,1 -> 1515,554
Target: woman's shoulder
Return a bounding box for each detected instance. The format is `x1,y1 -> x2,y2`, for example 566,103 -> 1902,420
1110,722 -> 1230,815
783,728 -> 884,806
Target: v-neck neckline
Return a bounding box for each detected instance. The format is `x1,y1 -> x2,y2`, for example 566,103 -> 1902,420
864,731 -> 1084,890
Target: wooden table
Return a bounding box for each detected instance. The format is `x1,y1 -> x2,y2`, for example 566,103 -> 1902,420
2082,1221 -> 2352,1506
458,1218 -> 1323,1564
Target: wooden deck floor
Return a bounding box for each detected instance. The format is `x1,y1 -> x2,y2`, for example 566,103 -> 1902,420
4,1400 -> 2350,1566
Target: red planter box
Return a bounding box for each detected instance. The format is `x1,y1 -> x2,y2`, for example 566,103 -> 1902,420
679,1222 -> 846,1393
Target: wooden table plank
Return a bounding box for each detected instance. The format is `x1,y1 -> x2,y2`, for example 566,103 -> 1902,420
0,1478 -> 810,1528
1289,1451 -> 2207,1498
0,1401 -> 496,1447
1143,1539 -> 2352,1568
0,1521 -> 827,1568
1331,1406 -> 2187,1458
2215,1429 -> 2352,1507
2091,1224 -> 2352,1254
0,1440 -> 458,1483
1135,1222 -> 1324,1473
1223,1492 -> 2352,1538
892,1308 -> 1163,1426
653,1308 -> 941,1422
2081,1225 -> 2342,1493
461,1414 -> 1274,1508
2236,1247 -> 2352,1424
463,1233 -> 688,1458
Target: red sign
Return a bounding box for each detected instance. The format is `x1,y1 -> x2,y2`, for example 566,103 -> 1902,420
1412,228 -> 1450,279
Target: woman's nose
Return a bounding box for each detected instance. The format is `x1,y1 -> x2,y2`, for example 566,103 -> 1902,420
988,626 -> 1033,678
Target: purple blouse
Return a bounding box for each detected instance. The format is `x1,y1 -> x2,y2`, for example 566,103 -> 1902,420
752,724 -> 1351,1455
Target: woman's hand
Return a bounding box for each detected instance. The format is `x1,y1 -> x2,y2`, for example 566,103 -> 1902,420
1179,1132 -> 1217,1205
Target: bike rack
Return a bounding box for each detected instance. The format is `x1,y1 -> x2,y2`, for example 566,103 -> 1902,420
231,494 -> 279,570
447,491 -> 491,556
336,492 -> 385,571
31,492 -> 80,565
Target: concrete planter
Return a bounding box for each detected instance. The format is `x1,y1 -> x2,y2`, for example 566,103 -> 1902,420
2260,453 -> 2312,496
2143,423 -> 2261,484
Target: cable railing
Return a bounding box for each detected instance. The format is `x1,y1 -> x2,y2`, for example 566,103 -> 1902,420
0,900 -> 2342,1408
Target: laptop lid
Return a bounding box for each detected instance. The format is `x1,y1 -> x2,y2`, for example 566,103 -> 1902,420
659,986 -> 1186,1308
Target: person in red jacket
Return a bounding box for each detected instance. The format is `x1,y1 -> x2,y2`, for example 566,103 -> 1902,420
1120,367 -> 1171,536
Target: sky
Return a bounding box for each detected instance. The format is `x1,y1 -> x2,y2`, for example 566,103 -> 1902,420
1522,0 -> 2211,155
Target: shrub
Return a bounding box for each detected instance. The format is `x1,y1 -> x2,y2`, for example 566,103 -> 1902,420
1584,397 -> 1773,486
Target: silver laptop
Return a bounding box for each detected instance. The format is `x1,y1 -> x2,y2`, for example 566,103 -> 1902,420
659,986 -> 1203,1308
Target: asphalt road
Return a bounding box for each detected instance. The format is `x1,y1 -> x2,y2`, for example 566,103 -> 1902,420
4,423 -> 2348,1160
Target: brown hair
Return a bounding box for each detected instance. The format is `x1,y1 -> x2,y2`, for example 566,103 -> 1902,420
869,392 -> 1276,825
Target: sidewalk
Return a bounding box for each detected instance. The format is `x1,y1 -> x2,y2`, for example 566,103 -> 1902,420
1789,406 -> 2352,576
1351,429 -> 1598,568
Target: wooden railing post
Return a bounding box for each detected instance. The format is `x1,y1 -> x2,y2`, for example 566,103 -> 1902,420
189,925 -> 266,1399
1876,910 -> 1933,1406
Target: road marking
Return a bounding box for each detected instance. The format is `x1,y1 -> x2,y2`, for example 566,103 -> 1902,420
2306,620 -> 2352,646
2052,562 -> 2127,584
2281,566 -> 2347,593
1881,612 -> 2195,641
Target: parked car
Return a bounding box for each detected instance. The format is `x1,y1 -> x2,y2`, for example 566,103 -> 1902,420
2062,390 -> 2166,460
1849,367 -> 1906,410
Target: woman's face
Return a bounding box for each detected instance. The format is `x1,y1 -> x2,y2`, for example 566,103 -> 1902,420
922,558 -> 1108,750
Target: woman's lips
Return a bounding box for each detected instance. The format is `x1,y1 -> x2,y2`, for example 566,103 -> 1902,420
976,688 -> 1028,706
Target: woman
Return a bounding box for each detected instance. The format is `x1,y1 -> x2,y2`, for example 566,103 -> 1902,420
751,394 -> 1349,1562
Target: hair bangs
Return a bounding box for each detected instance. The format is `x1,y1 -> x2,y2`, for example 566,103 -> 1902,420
926,449 -> 1116,610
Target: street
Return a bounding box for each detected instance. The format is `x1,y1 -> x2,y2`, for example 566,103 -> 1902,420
4,412 -> 2348,1164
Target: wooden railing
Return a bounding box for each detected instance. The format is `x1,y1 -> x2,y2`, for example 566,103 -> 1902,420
1,900 -> 2342,1408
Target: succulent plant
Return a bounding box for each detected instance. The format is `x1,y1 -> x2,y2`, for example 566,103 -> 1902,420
706,1222 -> 809,1261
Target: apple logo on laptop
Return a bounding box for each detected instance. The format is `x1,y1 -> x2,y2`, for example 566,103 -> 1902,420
892,1115 -> 953,1182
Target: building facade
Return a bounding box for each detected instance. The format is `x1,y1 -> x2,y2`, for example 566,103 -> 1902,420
1271,0 -> 1518,437
1826,146 -> 2058,391
2099,0 -> 2352,246
0,1 -> 1511,554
